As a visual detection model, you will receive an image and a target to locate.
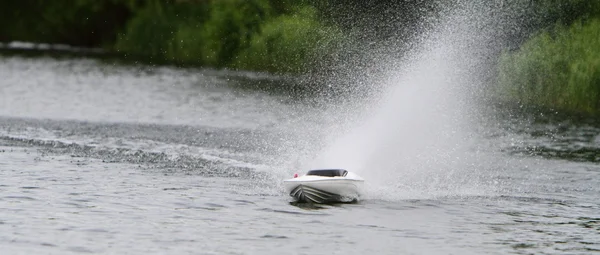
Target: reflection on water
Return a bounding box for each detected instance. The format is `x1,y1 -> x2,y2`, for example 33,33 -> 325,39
0,56 -> 321,129
485,106 -> 600,163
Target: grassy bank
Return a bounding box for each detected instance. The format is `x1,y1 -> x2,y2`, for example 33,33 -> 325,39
114,1 -> 345,74
496,0 -> 600,116
497,18 -> 600,115
0,0 -> 347,74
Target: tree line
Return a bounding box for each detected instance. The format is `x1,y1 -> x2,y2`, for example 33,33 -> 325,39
1,0 -> 598,115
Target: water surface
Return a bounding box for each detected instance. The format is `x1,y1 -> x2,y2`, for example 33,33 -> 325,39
1,56 -> 599,254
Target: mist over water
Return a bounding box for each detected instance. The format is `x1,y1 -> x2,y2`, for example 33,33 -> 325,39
277,1 -> 527,200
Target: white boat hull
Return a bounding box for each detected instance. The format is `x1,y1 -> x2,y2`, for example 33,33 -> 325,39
284,172 -> 364,203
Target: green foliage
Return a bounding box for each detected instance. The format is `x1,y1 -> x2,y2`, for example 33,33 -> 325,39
115,0 -> 208,62
115,0 -> 277,67
0,0 -> 132,47
497,18 -> 600,114
116,1 -> 173,60
170,0 -> 274,67
530,0 -> 600,27
233,6 -> 346,74
0,0 -> 362,74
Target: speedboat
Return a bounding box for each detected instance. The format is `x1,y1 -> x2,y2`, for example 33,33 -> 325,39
283,169 -> 365,203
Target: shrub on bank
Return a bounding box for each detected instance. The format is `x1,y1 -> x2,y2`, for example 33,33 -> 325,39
233,6 -> 346,74
497,18 -> 600,115
114,1 -> 210,64
114,0 -> 345,73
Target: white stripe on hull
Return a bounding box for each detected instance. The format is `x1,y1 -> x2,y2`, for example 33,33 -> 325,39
285,180 -> 363,203
290,185 -> 345,203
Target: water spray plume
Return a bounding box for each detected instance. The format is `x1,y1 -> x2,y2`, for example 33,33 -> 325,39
291,1 -> 526,200
265,1 -> 538,200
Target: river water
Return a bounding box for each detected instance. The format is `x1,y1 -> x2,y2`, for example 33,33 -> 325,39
0,55 -> 599,255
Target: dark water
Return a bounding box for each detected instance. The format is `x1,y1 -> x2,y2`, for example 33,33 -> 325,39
1,56 -> 599,255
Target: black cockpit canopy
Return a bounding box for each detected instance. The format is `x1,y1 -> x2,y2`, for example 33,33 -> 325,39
306,169 -> 348,177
